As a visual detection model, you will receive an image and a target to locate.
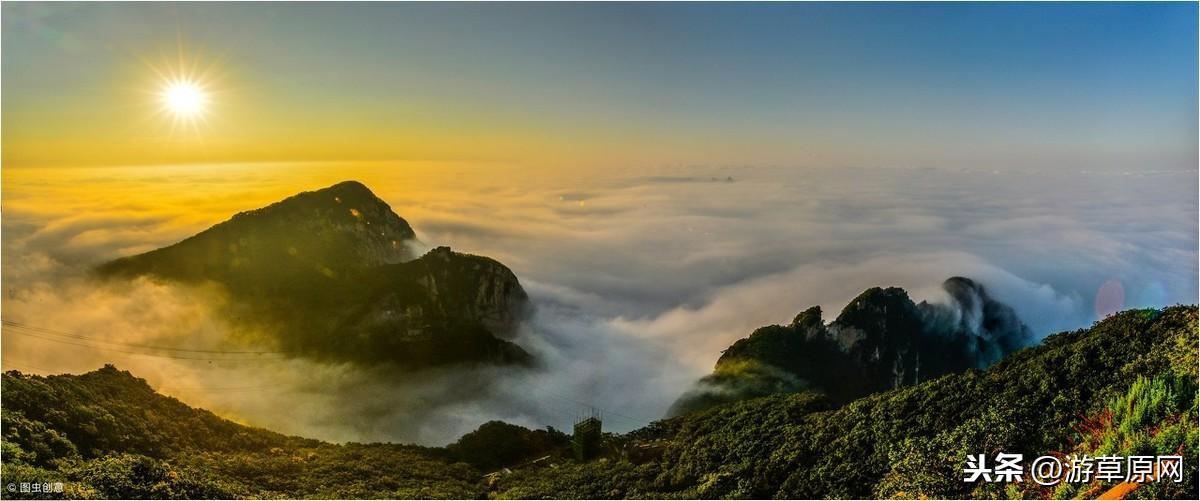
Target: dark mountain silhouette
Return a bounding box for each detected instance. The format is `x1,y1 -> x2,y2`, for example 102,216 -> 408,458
99,181 -> 418,292
97,181 -> 531,369
669,277 -> 1034,415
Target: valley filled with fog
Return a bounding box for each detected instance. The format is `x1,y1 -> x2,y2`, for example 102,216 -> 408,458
1,161 -> 1194,445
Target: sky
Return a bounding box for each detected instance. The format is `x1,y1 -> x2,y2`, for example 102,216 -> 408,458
2,2 -> 1197,170
1,2 -> 1197,445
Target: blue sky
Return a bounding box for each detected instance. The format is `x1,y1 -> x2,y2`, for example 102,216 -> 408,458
3,1 -> 1196,169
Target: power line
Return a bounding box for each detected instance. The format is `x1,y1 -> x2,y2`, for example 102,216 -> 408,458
155,382 -> 292,392
3,326 -> 290,362
2,320 -> 660,427
0,353 -> 295,393
1,356 -> 68,374
1,319 -> 287,356
512,374 -> 655,427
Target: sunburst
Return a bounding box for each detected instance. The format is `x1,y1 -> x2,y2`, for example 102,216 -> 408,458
142,37 -> 224,136
161,78 -> 208,120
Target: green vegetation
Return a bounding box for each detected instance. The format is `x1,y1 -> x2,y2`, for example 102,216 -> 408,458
445,421 -> 569,472
1043,372 -> 1197,500
493,306 -> 1198,499
1,366 -> 484,499
2,306 -> 1195,499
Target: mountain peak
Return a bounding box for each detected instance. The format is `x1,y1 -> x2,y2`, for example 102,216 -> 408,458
838,287 -> 915,315
227,180 -> 415,242
790,306 -> 823,331
328,179 -> 372,192
97,182 -> 531,370
832,286 -> 923,348
671,277 -> 1036,415
99,181 -> 419,286
315,180 -> 385,209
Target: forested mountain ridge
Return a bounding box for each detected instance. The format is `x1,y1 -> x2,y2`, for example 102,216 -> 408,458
494,305 -> 1197,499
0,365 -> 487,499
1,306 -> 1195,499
97,181 -> 420,287
95,181 -> 532,369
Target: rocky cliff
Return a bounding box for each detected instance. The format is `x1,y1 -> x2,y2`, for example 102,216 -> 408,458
97,181 -> 532,369
668,277 -> 1033,415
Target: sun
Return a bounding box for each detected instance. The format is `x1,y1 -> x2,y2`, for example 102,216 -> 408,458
142,41 -> 222,134
161,79 -> 208,119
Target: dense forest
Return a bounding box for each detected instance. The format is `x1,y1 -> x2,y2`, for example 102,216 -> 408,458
491,306 -> 1197,499
2,306 -> 1196,499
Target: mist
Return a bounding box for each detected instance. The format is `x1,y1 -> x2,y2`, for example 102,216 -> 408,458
2,162 -> 1195,445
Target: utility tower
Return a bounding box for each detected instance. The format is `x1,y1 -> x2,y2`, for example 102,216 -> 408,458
572,409 -> 602,461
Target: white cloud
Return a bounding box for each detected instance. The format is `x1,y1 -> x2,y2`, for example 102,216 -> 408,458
1,162 -> 1193,444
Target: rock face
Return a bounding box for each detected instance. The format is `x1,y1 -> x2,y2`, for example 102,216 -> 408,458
668,277 -> 1033,416
97,181 -> 532,369
829,287 -> 928,392
406,246 -> 529,338
321,246 -> 532,367
918,276 -> 1033,367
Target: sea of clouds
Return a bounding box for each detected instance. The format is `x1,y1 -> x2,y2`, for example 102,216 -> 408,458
1,162 -> 1195,444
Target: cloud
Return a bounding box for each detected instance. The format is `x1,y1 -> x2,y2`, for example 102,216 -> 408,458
1,162 -> 1194,444
609,251 -> 1086,373
0,265 -> 686,444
